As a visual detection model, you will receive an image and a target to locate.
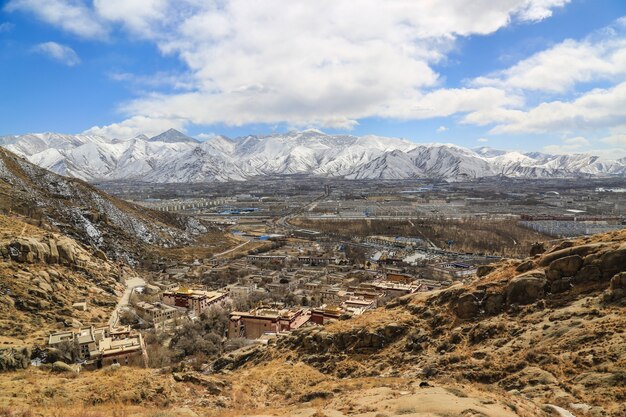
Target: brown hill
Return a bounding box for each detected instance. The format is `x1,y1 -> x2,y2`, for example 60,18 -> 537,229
0,148 -> 228,265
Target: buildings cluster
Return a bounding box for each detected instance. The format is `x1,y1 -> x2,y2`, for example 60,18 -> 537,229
48,325 -> 146,369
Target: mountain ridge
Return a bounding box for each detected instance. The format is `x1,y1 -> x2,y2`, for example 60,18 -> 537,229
1,129 -> 624,183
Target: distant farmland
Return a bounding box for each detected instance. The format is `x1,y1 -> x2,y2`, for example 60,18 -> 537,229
290,217 -> 550,257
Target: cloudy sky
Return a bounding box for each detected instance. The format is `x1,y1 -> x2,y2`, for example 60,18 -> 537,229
0,0 -> 625,156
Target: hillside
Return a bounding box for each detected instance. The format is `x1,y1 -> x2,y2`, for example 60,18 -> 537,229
0,228 -> 624,416
0,147 -> 230,265
2,130 -> 625,183
0,213 -> 126,346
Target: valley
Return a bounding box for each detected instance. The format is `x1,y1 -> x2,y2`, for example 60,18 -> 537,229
0,142 -> 624,417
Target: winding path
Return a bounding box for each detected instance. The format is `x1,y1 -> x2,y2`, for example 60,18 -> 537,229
108,276 -> 145,327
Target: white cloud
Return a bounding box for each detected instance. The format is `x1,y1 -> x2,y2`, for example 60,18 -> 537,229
477,137 -> 489,143
436,126 -> 448,133
7,0 -> 571,131
84,115 -> 186,139
108,71 -> 195,91
601,133 -> 626,145
5,0 -> 107,39
542,136 -> 590,154
473,20 -> 626,93
479,81 -> 626,134
93,0 -> 169,38
32,41 -> 80,66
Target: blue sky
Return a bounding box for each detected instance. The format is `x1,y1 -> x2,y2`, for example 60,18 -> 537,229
1,0 -> 625,157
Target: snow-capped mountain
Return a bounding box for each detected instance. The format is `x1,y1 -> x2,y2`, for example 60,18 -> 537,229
0,130 -> 624,183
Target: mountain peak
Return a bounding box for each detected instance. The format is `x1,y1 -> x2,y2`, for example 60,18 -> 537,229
148,129 -> 199,144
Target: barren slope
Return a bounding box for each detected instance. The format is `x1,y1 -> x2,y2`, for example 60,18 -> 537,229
0,148 -> 229,264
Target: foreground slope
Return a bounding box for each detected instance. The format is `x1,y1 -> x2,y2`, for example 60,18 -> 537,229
216,227 -> 625,416
1,228 -> 624,417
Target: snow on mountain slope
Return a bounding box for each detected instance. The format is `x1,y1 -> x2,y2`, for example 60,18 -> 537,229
0,129 -> 624,182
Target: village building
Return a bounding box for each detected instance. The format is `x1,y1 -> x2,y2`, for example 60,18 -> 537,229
228,307 -> 310,339
48,325 -> 146,368
162,287 -> 227,316
425,262 -> 477,281
310,305 -> 345,325
135,301 -> 182,325
342,297 -> 377,313
229,284 -> 256,299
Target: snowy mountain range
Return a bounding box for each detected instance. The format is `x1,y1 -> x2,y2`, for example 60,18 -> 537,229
1,129 -> 624,183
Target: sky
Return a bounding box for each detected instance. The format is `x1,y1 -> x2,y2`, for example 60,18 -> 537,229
0,0 -> 625,157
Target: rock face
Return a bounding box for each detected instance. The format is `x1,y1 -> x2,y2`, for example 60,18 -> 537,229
506,271 -> 547,305
277,322 -> 408,357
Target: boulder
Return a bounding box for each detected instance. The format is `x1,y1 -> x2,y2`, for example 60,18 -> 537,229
516,260 -> 534,273
483,292 -> 505,315
550,277 -> 572,294
454,293 -> 480,319
547,255 -> 583,280
0,347 -> 31,372
506,271 -> 547,305
476,264 -> 496,277
605,272 -> 626,301
599,244 -> 626,280
56,238 -> 76,265
539,243 -> 606,267
574,265 -> 601,283
530,242 -> 546,256
47,239 -> 59,264
610,272 -> 626,290
52,361 -> 76,373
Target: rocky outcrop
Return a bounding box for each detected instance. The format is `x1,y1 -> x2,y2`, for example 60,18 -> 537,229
538,243 -> 608,267
277,322 -> 408,356
604,272 -> 626,301
212,344 -> 264,372
2,234 -> 84,267
51,361 -> 78,373
172,372 -> 229,395
454,293 -> 480,319
0,347 -> 30,372
599,243 -> 626,280
476,264 -> 496,277
506,271 -> 547,305
546,255 -> 583,280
